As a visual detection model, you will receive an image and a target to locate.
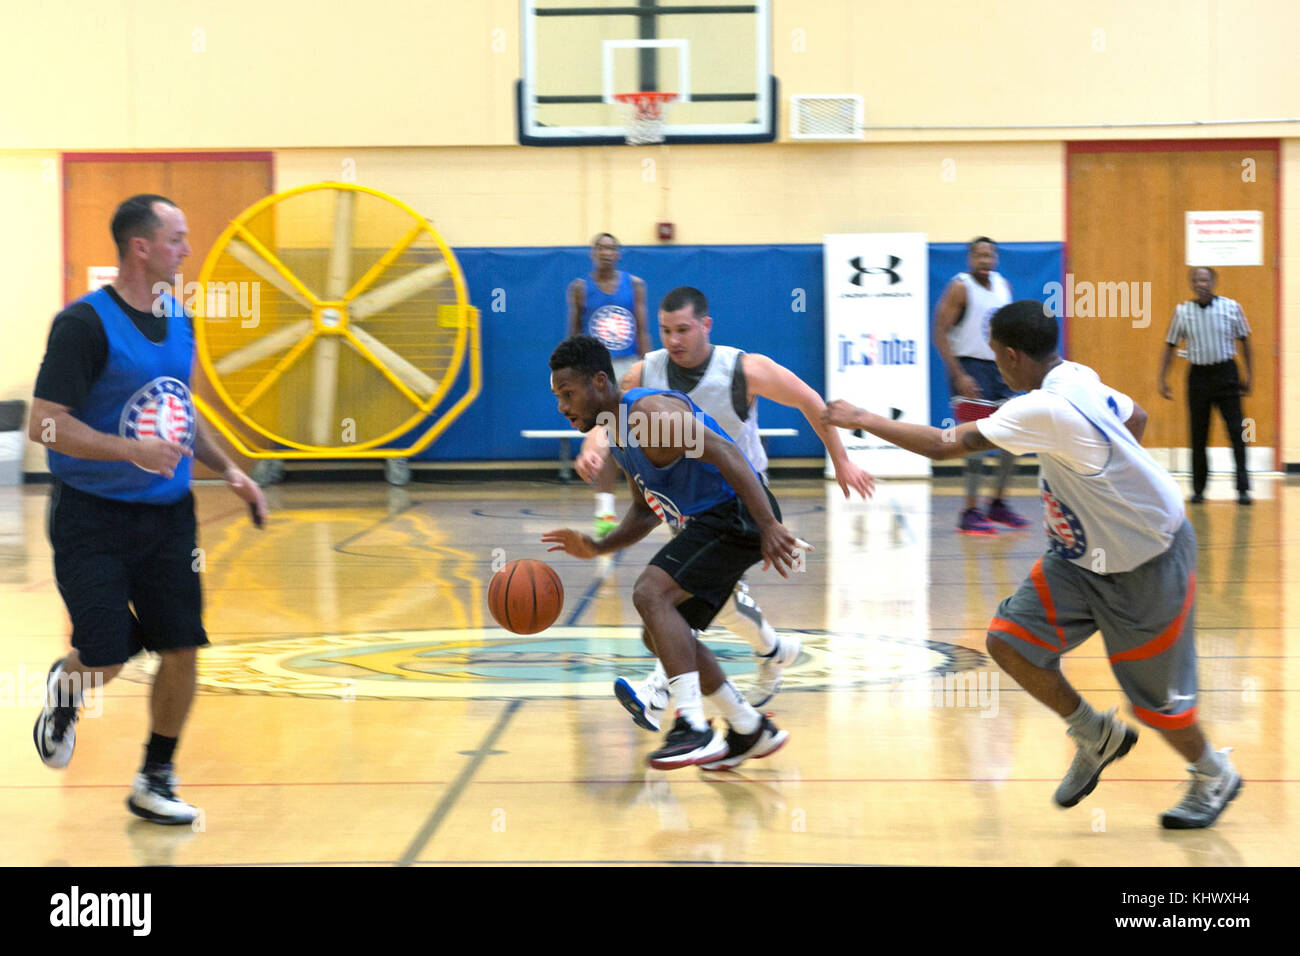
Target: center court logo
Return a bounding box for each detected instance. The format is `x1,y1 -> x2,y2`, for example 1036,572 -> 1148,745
117,627 -> 985,701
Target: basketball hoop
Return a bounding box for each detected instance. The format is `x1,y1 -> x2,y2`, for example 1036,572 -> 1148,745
614,92 -> 677,145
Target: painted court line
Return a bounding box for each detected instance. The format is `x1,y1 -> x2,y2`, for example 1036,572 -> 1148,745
395,551 -> 624,864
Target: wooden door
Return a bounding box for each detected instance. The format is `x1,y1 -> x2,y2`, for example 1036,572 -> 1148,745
1067,141 -> 1278,461
62,153 -> 274,476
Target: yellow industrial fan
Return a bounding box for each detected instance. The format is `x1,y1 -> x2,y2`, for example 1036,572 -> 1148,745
193,183 -> 480,464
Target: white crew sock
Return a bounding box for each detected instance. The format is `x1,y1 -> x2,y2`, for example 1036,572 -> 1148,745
1064,698 -> 1106,741
707,680 -> 761,735
1194,743 -> 1225,777
667,672 -> 707,730
595,492 -> 615,516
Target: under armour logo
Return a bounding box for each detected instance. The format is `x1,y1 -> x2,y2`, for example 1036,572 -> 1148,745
849,255 -> 902,286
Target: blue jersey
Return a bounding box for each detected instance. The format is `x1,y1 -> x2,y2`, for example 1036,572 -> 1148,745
47,287 -> 196,504
607,388 -> 761,529
582,272 -> 638,359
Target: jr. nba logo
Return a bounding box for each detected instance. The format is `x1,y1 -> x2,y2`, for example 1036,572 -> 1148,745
589,305 -> 635,352
120,377 -> 196,470
642,487 -> 687,529
1041,480 -> 1087,559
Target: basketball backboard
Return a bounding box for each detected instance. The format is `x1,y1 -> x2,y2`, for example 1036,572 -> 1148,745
517,0 -> 775,146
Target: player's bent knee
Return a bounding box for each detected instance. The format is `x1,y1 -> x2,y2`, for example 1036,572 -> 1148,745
631,578 -> 668,616
986,632 -> 1019,662
632,568 -> 684,617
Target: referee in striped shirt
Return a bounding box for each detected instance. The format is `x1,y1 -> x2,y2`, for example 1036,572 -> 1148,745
1157,267 -> 1253,505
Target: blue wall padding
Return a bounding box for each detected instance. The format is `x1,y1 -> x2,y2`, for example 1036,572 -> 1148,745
412,242 -> 1062,460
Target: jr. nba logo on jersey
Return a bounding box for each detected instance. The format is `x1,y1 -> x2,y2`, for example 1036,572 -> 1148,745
643,488 -> 686,529
589,305 -> 635,352
1041,480 -> 1087,559
120,377 -> 196,469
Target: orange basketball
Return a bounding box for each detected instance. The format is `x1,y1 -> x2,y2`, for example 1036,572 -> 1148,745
488,559 -> 564,635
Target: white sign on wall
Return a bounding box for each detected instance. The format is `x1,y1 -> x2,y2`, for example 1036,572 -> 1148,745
87,266 -> 118,291
823,233 -> 930,477
1185,211 -> 1263,266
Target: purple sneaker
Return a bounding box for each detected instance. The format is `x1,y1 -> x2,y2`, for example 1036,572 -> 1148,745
958,508 -> 998,536
986,499 -> 1030,529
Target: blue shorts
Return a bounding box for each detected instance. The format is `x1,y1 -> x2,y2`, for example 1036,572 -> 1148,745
957,357 -> 1017,404
988,521 -> 1199,730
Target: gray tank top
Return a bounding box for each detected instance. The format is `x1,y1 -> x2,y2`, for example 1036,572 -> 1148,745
642,346 -> 767,474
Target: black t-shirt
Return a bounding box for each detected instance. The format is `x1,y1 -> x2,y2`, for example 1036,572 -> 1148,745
664,346 -> 751,422
34,286 -> 172,409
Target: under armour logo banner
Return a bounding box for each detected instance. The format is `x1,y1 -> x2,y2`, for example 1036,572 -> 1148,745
849,255 -> 902,286
824,233 -> 930,478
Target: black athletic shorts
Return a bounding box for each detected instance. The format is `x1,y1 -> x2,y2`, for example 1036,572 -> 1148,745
47,481 -> 208,667
649,486 -> 782,631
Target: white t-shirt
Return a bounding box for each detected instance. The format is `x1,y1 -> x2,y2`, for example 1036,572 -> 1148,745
975,361 -> 1183,573
978,368 -> 1134,474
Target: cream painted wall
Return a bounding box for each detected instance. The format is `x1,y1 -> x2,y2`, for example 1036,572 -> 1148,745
3,1 -> 1297,149
0,154 -> 64,472
274,141 -> 1063,246
0,0 -> 521,149
775,0 -> 1300,139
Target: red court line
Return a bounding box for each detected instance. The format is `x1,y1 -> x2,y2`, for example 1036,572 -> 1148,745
2,777 -> 1296,789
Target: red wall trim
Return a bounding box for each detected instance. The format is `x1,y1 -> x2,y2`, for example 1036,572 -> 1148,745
1067,138 -> 1280,155
63,151 -> 274,163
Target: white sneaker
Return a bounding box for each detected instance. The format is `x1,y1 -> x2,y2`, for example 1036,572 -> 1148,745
33,658 -> 79,769
749,632 -> 801,707
1053,707 -> 1138,808
127,766 -> 200,826
614,674 -> 669,732
1161,749 -> 1243,829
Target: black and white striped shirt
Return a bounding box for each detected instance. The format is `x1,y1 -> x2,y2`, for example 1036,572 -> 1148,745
1165,296 -> 1251,365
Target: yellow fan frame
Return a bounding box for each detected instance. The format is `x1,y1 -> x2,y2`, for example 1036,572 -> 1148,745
192,182 -> 480,458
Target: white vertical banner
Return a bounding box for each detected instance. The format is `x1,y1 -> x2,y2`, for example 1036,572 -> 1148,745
824,233 -> 930,477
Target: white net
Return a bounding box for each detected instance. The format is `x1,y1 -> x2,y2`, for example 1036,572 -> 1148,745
617,94 -> 675,145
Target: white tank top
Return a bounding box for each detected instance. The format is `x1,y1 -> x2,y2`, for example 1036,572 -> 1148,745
1035,364 -> 1184,574
642,346 -> 768,475
948,272 -> 1012,360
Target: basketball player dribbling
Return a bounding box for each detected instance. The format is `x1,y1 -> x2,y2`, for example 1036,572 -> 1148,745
824,300 -> 1241,829
573,286 -> 874,730
543,335 -> 801,771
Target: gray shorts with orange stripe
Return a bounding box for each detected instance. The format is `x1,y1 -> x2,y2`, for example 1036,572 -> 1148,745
989,520 -> 1198,730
